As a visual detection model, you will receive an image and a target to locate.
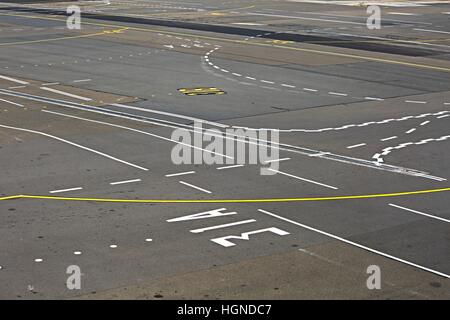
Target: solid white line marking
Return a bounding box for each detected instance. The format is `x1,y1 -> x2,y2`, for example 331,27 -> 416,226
40,87 -> 92,101
0,75 -> 28,85
347,143 -> 366,149
110,179 -> 142,185
389,204 -> 450,224
179,181 -> 212,194
381,136 -> 398,141
0,98 -> 23,107
258,209 -> 450,278
247,12 -> 366,25
268,169 -> 338,190
217,164 -> 244,170
42,110 -> 232,160
388,12 -> 420,16
0,124 -> 149,171
8,85 -> 26,89
111,103 -> 228,128
414,28 -> 450,35
165,171 -> 196,177
190,219 -> 256,233
50,187 -> 83,194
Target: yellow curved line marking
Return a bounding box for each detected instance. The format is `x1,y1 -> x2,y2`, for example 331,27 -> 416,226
3,12 -> 450,72
0,187 -> 449,203
0,27 -> 128,46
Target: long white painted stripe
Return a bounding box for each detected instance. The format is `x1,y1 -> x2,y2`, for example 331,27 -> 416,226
111,103 -> 228,128
2,90 -> 433,181
42,110 -> 232,160
258,209 -> 450,279
0,98 -> 23,107
165,171 -> 196,177
389,204 -> 450,223
268,169 -> 338,190
179,181 -> 212,194
0,124 -> 149,171
40,87 -> 92,101
110,178 -> 142,185
50,187 -> 83,194
246,12 -> 366,25
414,28 -> 450,35
190,219 -> 256,233
0,75 -> 28,85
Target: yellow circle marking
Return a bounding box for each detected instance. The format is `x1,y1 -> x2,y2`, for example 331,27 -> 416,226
0,187 -> 449,203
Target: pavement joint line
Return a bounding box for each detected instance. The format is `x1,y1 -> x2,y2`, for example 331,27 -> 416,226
3,12 -> 450,72
0,187 -> 449,203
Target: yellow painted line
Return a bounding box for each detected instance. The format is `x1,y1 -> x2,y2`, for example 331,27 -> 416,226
0,187 -> 449,203
3,12 -> 450,72
0,27 -> 128,46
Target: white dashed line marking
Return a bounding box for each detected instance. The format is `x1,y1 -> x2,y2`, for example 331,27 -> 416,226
268,169 -> 338,190
405,100 -> 427,104
217,164 -> 245,170
263,158 -> 291,163
328,92 -> 348,96
49,187 -> 83,194
109,179 -> 142,185
381,136 -> 398,141
347,143 -> 366,149
179,181 -> 212,194
165,171 -> 196,177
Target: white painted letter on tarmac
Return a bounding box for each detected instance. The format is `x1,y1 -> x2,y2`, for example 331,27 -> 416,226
211,227 -> 290,247
167,208 -> 237,222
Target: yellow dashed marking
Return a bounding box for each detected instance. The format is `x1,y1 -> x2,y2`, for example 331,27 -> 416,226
178,87 -> 226,96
